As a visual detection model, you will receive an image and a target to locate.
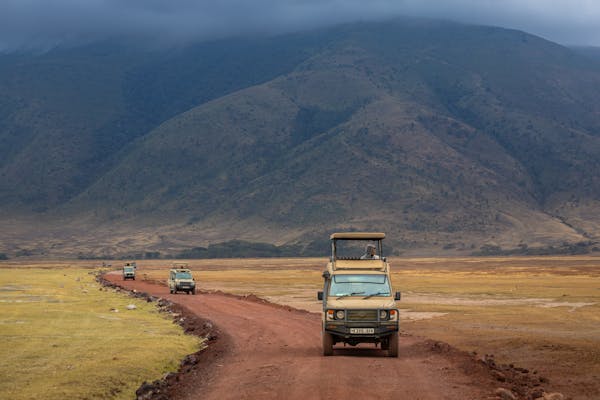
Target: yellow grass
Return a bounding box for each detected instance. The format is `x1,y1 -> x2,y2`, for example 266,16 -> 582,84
0,267 -> 200,400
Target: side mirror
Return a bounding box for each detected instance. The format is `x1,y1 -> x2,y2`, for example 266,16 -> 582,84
317,291 -> 323,301
394,292 -> 401,301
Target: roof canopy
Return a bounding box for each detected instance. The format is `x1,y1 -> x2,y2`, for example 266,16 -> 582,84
330,232 -> 386,240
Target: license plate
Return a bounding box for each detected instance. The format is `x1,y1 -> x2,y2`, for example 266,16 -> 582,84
350,328 -> 375,334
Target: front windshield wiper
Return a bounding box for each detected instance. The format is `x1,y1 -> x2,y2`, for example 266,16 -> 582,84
336,291 -> 365,299
363,292 -> 390,299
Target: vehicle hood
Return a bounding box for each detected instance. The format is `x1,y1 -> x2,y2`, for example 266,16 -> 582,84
326,297 -> 396,309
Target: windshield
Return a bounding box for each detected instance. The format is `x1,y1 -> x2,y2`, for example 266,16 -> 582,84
124,267 -> 134,272
329,275 -> 391,297
176,272 -> 192,279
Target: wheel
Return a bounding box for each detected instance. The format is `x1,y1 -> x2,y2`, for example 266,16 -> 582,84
381,337 -> 389,350
323,332 -> 334,356
388,332 -> 399,357
132,277 -> 135,280
191,288 -> 195,295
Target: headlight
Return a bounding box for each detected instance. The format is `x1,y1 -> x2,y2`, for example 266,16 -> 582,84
379,310 -> 388,320
335,310 -> 345,320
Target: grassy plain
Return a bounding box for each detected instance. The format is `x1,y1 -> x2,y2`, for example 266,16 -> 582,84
0,265 -> 200,400
3,256 -> 599,399
137,256 -> 600,398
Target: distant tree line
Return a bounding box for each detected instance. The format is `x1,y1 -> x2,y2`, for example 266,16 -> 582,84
174,240 -> 327,259
76,239 -> 332,260
472,241 -> 598,256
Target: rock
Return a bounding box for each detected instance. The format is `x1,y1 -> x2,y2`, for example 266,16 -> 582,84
180,354 -> 198,366
431,341 -> 451,352
162,372 -> 177,381
126,304 -> 137,310
543,393 -> 564,400
110,308 -> 119,313
530,389 -> 544,399
495,388 -> 517,400
491,370 -> 506,382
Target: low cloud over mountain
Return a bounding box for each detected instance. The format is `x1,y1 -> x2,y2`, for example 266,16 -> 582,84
1,0 -> 600,50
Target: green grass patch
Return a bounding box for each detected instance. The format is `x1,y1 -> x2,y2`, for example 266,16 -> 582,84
0,268 -> 200,400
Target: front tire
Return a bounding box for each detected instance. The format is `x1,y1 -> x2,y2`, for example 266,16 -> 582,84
388,332 -> 399,357
323,332 -> 334,356
381,337 -> 389,350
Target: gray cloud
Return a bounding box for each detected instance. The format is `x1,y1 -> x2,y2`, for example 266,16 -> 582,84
1,0 -> 599,50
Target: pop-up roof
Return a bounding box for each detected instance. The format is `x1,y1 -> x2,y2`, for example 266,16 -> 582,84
330,232 -> 385,240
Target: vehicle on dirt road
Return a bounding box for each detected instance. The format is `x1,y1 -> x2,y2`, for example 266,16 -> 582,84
317,232 -> 401,357
168,264 -> 196,294
122,265 -> 136,280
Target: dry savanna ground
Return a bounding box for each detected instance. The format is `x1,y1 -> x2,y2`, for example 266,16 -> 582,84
1,256 -> 599,399
136,256 -> 600,399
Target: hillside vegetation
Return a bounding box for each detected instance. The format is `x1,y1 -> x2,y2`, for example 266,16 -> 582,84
1,19 -> 600,257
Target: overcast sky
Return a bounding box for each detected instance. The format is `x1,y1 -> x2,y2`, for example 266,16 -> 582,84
1,0 -> 600,50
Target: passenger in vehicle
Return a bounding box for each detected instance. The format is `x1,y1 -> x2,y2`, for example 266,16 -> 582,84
360,244 -> 380,259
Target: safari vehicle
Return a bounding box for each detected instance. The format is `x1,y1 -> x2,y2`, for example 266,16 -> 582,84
122,265 -> 136,280
317,232 -> 401,357
168,263 -> 196,295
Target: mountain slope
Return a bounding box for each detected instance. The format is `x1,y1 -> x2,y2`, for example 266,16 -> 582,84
1,19 -> 600,256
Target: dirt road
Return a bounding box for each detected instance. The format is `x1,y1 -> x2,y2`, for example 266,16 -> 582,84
105,273 -> 532,400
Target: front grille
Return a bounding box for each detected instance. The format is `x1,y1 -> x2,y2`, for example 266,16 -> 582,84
347,310 -> 378,321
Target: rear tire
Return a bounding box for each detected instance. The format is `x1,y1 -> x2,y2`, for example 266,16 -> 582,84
388,332 -> 399,357
323,332 -> 334,356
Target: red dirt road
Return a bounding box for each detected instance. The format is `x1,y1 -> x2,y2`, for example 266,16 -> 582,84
105,273 -> 517,400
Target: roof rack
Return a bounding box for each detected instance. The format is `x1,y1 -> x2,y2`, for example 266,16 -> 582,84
330,232 -> 385,240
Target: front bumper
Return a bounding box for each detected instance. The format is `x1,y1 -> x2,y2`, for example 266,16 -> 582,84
324,321 -> 398,339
